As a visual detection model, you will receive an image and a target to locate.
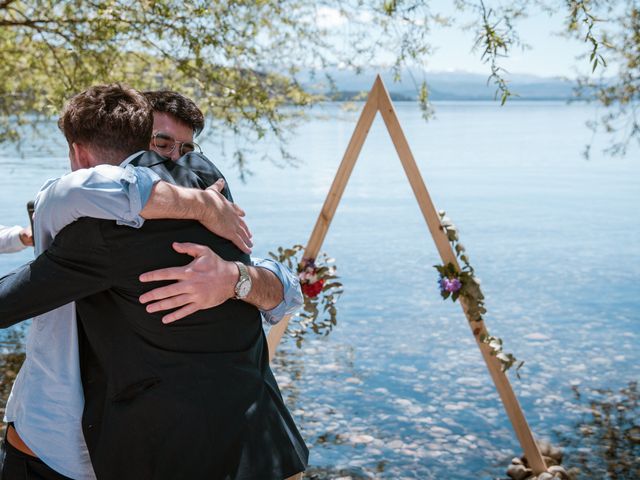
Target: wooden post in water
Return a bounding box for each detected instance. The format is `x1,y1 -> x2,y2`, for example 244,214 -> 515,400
266,79 -> 379,359
267,75 -> 548,475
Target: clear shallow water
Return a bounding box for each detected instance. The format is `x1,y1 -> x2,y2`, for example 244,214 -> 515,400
1,101 -> 638,479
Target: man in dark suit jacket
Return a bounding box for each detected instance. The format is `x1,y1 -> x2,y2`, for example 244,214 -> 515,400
0,84 -> 308,479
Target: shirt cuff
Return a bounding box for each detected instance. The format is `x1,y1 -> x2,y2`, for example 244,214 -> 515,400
251,257 -> 303,325
116,166 -> 161,227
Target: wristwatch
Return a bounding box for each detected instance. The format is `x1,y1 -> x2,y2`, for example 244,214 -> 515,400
233,261 -> 252,299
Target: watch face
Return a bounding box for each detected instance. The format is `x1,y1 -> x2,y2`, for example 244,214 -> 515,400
236,279 -> 252,298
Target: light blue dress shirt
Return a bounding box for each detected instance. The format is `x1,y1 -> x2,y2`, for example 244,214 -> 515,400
5,153 -> 301,479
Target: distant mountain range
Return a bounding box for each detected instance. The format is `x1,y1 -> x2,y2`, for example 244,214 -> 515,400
302,68 -> 577,101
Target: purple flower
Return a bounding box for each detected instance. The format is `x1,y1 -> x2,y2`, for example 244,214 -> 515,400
447,278 -> 462,292
439,276 -> 462,293
301,258 -> 316,270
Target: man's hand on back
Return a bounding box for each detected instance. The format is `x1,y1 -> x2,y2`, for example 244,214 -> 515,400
138,242 -> 237,324
139,242 -> 285,324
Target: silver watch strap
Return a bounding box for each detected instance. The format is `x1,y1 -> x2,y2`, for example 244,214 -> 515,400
234,261 -> 250,299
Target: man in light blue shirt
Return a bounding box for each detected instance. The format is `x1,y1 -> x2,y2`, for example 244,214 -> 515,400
3,90 -> 301,479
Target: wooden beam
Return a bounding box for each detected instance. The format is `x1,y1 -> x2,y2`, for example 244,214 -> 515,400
376,80 -> 547,474
376,78 -> 453,264
267,313 -> 289,362
304,77 -> 381,260
267,75 -> 547,474
267,77 -> 381,361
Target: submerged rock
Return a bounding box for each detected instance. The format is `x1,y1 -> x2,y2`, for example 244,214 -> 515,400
506,463 -> 532,480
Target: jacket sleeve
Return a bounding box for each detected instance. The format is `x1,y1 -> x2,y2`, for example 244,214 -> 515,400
0,219 -> 113,327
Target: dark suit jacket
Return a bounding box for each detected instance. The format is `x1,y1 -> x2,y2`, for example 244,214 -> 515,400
0,152 -> 308,479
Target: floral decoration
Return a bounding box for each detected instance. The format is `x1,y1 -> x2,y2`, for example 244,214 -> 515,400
270,245 -> 342,347
435,210 -> 524,376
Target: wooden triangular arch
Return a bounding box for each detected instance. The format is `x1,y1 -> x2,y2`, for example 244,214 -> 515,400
267,75 -> 547,474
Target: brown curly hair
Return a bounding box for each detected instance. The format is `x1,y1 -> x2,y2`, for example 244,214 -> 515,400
58,84 -> 153,164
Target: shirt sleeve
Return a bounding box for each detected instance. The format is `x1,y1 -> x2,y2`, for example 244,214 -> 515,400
34,165 -> 161,245
250,257 -> 303,325
0,225 -> 27,253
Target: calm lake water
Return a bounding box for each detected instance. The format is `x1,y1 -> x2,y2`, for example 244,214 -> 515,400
1,101 -> 638,479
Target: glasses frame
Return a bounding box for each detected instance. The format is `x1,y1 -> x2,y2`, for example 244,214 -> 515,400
152,132 -> 202,157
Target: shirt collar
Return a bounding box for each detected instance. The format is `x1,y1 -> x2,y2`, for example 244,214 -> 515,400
119,150 -> 147,168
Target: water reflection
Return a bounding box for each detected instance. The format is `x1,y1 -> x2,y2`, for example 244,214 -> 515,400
270,337 -> 640,479
0,320 -> 638,478
1,102 -> 638,478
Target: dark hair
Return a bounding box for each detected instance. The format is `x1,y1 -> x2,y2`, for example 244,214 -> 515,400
58,84 -> 153,164
143,90 -> 205,136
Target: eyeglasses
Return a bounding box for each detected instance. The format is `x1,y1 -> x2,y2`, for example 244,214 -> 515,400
152,132 -> 202,157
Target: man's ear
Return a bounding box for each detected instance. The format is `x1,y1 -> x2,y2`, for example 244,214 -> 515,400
71,143 -> 93,170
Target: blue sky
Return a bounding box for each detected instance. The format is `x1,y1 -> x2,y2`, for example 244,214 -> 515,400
426,7 -> 591,78
317,2 -> 601,79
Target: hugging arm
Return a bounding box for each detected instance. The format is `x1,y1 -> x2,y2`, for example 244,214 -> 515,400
0,222 -> 111,328
141,179 -> 252,253
39,164 -> 301,324
35,164 -> 251,252
139,244 -> 303,324
34,165 -> 158,248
